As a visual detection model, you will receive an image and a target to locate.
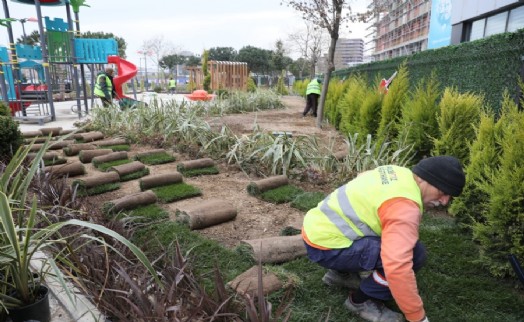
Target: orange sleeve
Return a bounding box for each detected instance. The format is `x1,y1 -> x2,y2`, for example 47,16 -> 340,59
378,197 -> 426,322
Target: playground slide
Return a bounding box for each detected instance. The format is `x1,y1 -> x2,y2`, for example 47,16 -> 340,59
107,55 -> 137,100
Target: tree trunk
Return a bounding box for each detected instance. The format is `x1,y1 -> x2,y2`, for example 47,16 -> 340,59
316,36 -> 338,128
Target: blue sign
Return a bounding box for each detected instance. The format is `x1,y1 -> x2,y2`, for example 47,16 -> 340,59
427,0 -> 452,49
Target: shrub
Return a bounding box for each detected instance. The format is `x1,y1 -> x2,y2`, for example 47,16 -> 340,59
323,77 -> 349,128
397,71 -> 441,160
0,116 -> 23,160
432,87 -> 483,163
356,81 -> 383,139
0,101 -> 11,116
275,70 -> 289,95
338,76 -> 367,136
247,77 -> 257,92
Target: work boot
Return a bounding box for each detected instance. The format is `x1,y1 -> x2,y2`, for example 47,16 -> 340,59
322,269 -> 361,289
344,296 -> 403,322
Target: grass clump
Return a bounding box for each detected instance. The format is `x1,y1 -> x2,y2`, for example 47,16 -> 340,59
180,166 -> 219,177
152,183 -> 202,203
95,159 -> 131,171
102,144 -> 130,151
259,185 -> 304,204
134,152 -> 176,165
290,191 -> 326,212
119,168 -> 150,182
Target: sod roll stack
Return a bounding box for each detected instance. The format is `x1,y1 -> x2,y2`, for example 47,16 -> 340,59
93,138 -> 128,147
240,235 -> 306,264
175,199 -> 237,230
77,131 -> 104,142
139,172 -> 183,190
39,127 -> 62,137
63,143 -> 97,156
105,190 -> 157,213
247,175 -> 288,196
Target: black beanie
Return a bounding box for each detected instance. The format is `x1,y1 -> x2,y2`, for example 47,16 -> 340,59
412,156 -> 465,197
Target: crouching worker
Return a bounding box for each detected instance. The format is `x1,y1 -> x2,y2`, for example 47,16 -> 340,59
302,156 -> 466,322
94,67 -> 115,107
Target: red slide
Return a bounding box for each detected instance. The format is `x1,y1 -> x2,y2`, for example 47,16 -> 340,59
107,55 -> 137,100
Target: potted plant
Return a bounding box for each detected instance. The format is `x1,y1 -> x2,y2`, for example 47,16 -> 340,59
0,140 -> 162,321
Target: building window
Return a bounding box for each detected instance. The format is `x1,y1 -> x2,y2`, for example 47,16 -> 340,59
508,6 -> 524,32
485,12 -> 508,37
470,19 -> 485,41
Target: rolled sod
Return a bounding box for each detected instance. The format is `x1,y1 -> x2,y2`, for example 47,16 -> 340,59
177,158 -> 215,171
78,149 -> 113,163
27,143 -> 44,152
49,140 -> 75,150
63,143 -> 97,156
25,137 -> 47,144
227,266 -> 283,297
94,138 -> 128,147
104,190 -> 157,214
45,161 -> 86,177
139,172 -> 183,190
109,161 -> 146,177
27,151 -> 60,161
73,172 -> 120,189
92,151 -> 128,166
39,127 -> 62,137
175,199 -> 237,230
247,175 -> 288,196
77,131 -> 105,142
22,130 -> 43,138
240,235 -> 306,264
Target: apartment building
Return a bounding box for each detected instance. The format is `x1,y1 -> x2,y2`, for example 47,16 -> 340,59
368,0 -> 524,62
368,0 -> 432,61
334,38 -> 365,69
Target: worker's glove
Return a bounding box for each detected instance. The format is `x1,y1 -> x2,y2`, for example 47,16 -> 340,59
409,317 -> 428,322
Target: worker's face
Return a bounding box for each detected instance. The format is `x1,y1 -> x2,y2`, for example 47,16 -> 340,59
420,180 -> 451,208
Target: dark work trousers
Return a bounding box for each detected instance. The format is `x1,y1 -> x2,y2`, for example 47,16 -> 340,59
303,93 -> 320,117
304,236 -> 427,301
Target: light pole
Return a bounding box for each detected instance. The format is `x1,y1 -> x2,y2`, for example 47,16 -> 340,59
137,50 -> 152,91
18,17 -> 37,44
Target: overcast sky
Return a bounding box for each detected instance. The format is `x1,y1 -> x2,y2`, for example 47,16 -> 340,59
3,0 -> 370,66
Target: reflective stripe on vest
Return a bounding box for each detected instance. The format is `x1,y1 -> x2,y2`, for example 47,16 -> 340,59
319,185 -> 378,241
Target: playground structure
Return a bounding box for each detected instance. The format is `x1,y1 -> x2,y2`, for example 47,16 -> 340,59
187,60 -> 249,92
0,0 -> 139,124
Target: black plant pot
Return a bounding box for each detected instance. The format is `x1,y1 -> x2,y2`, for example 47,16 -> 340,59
8,285 -> 51,322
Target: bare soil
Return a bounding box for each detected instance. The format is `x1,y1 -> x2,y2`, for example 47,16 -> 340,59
78,96 -> 345,249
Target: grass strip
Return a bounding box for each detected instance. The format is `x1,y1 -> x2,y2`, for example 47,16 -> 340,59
109,204 -> 169,223
104,144 -> 130,151
77,182 -> 120,197
43,158 -> 67,166
180,166 -> 219,177
259,184 -> 304,204
134,152 -> 176,165
152,182 -> 202,203
95,159 -> 131,172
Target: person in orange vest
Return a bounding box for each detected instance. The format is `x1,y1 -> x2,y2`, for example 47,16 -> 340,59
302,156 -> 466,322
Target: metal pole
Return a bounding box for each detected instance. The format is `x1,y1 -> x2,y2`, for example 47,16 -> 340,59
20,20 -> 27,43
34,0 -> 56,121
2,0 -> 23,114
65,1 -> 82,119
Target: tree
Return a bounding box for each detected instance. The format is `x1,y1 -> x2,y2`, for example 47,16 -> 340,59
283,0 -> 368,128
158,54 -> 186,79
208,47 -> 237,61
271,40 -> 287,75
16,30 -> 40,46
287,21 -> 328,79
81,31 -> 127,58
141,35 -> 175,84
237,46 -> 272,75
185,55 -> 202,67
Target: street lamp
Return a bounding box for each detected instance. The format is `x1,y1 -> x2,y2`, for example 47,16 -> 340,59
137,50 -> 152,91
18,17 -> 38,44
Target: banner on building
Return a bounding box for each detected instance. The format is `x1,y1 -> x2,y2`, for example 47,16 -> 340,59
427,0 -> 452,49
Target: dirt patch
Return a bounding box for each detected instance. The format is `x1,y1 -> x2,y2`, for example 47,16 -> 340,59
69,96 -> 346,249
